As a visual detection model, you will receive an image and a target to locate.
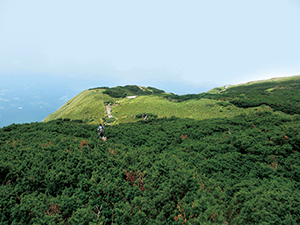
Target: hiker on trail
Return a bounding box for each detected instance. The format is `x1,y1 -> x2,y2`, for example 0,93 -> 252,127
97,123 -> 105,139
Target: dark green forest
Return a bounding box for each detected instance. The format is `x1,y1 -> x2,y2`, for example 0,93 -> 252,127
1,110 -> 300,224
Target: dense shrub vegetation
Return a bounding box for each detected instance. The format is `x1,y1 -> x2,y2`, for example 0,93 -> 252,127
163,93 -> 199,102
136,113 -> 158,119
146,86 -> 165,94
1,110 -> 300,224
208,78 -> 300,115
163,93 -> 210,102
92,85 -> 165,98
163,77 -> 300,116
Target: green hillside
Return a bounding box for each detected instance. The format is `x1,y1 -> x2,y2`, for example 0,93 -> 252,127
2,76 -> 300,224
110,95 -> 268,124
43,85 -> 166,124
210,75 -> 300,115
1,110 -> 300,224
44,89 -> 114,124
44,76 -> 300,125
43,81 -> 284,125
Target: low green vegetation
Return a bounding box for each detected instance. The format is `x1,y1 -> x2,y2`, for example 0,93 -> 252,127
2,75 -> 300,224
112,95 -> 270,124
92,85 -> 165,98
1,111 -> 300,224
43,76 -> 300,126
211,75 -> 300,115
43,89 -> 114,124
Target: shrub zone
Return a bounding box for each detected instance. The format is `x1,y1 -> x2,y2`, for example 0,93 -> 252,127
1,111 -> 300,224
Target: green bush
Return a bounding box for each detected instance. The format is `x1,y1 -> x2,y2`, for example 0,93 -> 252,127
136,113 -> 158,119
210,78 -> 300,115
1,111 -> 300,224
106,117 -> 115,123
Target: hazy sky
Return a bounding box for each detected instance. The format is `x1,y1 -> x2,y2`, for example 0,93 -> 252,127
0,0 -> 299,94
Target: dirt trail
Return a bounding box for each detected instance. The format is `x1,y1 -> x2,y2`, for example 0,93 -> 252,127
138,86 -> 145,91
106,104 -> 113,118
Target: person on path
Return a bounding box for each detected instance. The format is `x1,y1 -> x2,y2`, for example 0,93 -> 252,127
97,123 -> 105,139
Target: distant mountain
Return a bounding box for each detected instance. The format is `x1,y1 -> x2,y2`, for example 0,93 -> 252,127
43,76 -> 300,125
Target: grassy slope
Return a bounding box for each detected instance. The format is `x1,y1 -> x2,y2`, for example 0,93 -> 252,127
44,90 -> 272,125
43,89 -> 114,124
227,75 -> 300,89
206,75 -> 300,94
43,75 -> 299,125
111,95 -> 269,124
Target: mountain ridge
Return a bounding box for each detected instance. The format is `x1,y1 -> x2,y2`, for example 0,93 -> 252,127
2,75 -> 300,224
43,75 -> 300,125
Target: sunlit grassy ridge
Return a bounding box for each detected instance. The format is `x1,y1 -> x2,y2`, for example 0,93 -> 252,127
211,75 -> 300,115
43,89 -> 267,125
206,75 -> 300,93
112,95 -> 269,124
228,75 -> 300,88
43,76 -> 300,125
43,89 -> 114,124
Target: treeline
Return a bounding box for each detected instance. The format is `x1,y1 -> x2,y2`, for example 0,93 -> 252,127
1,111 -> 300,224
89,85 -> 165,98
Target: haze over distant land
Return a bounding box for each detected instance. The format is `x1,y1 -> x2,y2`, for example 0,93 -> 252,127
0,0 -> 299,126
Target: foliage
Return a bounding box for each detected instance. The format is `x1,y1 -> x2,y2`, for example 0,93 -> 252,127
136,113 -> 158,119
103,100 -> 114,105
105,117 -> 116,123
103,87 -> 127,98
43,89 -> 113,124
88,86 -> 109,90
211,76 -> 300,115
146,86 -> 165,94
44,77 -> 300,126
111,95 -> 257,125
161,76 -> 300,116
163,93 -> 212,102
1,110 -> 300,224
102,85 -> 163,98
22,77 -> 300,223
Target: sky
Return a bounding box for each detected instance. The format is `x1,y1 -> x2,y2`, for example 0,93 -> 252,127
0,0 -> 299,93
0,0 -> 299,126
